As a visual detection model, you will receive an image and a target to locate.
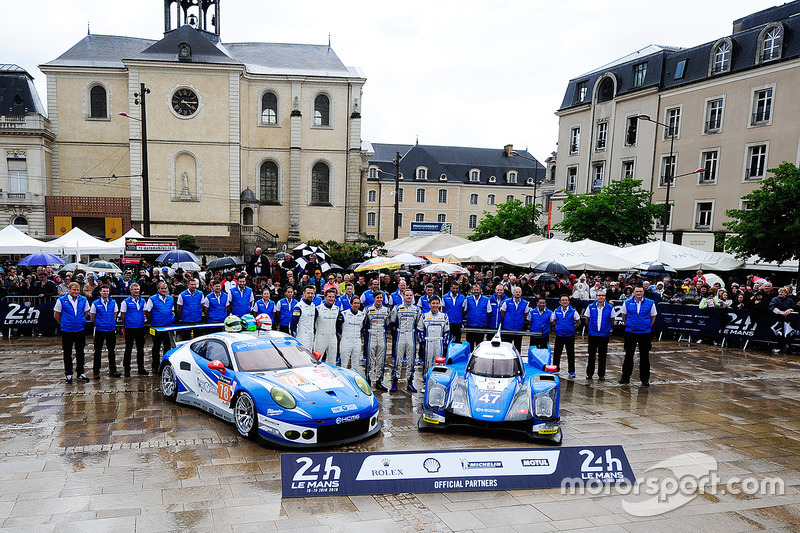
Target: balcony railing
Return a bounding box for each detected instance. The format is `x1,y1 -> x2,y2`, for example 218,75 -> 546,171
704,119 -> 721,133
751,111 -> 770,124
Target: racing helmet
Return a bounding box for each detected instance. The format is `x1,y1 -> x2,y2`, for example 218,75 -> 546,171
255,313 -> 272,330
241,314 -> 257,331
224,315 -> 243,332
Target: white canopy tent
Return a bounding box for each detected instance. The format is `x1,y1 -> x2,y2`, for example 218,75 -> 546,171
387,234 -> 470,257
49,227 -> 124,256
109,228 -> 144,250
745,255 -> 799,272
511,233 -> 547,244
0,225 -> 60,254
501,239 -> 634,271
609,241 -> 744,271
433,236 -> 516,263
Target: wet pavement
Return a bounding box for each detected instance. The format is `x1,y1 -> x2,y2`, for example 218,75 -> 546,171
1,335 -> 800,532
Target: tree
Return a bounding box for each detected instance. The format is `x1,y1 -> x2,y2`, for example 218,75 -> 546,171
178,234 -> 199,253
555,177 -> 663,246
724,162 -> 800,273
469,199 -> 542,241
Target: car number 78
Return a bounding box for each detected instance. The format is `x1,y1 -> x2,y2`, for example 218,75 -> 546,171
478,393 -> 501,404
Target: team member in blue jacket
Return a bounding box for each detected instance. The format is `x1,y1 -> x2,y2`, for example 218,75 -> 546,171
176,278 -> 203,340
462,284 -> 490,349
53,282 -> 91,383
119,282 -> 147,376
253,288 -> 276,324
500,287 -> 530,352
487,283 -> 509,330
584,290 -> 616,380
389,279 -> 408,308
550,295 -> 581,377
228,274 -> 254,318
443,283 -> 466,342
144,281 -> 174,374
528,298 -> 553,349
90,284 -> 120,379
619,285 -> 657,386
202,280 -> 229,324
337,283 -> 356,311
361,278 -> 390,308
274,286 -> 298,334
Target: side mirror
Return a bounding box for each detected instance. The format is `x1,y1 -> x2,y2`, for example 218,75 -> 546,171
544,364 -> 557,374
434,356 -> 447,365
208,360 -> 226,373
312,350 -> 322,361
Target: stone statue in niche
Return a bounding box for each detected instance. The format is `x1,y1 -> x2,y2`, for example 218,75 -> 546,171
293,96 -> 299,110
180,171 -> 191,200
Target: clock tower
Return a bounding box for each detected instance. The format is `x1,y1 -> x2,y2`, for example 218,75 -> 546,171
164,0 -> 221,43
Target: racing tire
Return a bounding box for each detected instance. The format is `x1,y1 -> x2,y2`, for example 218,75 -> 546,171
234,392 -> 259,441
160,363 -> 178,402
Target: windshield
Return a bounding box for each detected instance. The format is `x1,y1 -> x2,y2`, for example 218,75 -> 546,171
232,340 -> 318,372
467,354 -> 522,378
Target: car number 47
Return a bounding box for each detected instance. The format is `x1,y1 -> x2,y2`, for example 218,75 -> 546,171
478,393 -> 501,404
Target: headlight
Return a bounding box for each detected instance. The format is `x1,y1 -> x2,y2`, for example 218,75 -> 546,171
354,374 -> 372,396
426,381 -> 448,410
449,379 -> 470,416
533,388 -> 556,420
270,386 -> 297,409
505,382 -> 531,422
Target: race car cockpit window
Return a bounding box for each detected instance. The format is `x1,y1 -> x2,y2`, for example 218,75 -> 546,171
233,341 -> 318,372
204,340 -> 231,368
467,354 -> 522,378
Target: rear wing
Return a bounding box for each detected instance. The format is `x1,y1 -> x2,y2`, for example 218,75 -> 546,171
149,323 -> 226,349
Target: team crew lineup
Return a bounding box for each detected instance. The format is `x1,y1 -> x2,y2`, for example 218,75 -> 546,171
53,266 -> 654,389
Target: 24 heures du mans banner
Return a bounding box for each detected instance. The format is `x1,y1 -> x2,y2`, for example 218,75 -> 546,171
281,445 -> 634,498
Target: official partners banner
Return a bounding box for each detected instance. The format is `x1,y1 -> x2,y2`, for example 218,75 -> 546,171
281,445 -> 633,498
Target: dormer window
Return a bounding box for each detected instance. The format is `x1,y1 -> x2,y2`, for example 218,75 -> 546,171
507,171 -> 518,183
526,177 -> 534,185
439,174 -> 447,181
178,42 -> 192,61
711,39 -> 732,74
416,167 -> 428,180
758,24 -> 783,63
488,176 -> 497,183
469,169 -> 480,182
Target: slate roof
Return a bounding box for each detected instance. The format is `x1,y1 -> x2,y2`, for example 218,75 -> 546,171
41,26 -> 360,78
558,2 -> 800,111
368,143 -> 545,187
0,65 -> 46,115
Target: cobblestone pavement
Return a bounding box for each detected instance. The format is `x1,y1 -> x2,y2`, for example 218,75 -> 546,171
1,335 -> 800,532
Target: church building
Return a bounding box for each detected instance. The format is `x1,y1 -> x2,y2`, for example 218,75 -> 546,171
39,0 -> 366,253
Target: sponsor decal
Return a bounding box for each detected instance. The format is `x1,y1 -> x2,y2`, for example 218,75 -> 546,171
336,414 -> 360,424
522,458 -> 550,467
422,415 -> 441,424
461,459 -> 503,469
266,408 -> 283,416
331,404 -> 358,414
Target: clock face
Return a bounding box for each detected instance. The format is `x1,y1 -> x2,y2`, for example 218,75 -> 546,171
171,88 -> 199,117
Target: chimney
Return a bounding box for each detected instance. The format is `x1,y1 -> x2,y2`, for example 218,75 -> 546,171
504,144 -> 513,156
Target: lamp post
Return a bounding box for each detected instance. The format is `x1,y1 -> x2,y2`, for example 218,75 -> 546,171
509,150 -> 544,235
120,82 -> 151,237
393,151 -> 402,240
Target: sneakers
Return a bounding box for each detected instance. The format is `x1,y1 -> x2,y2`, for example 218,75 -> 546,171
569,373 -> 576,378
407,382 -> 417,393
389,378 -> 398,393
93,373 -> 101,379
374,380 -> 388,392
138,368 -> 150,376
77,374 -> 90,383
65,375 -> 73,384
110,371 -> 122,378
618,379 -> 630,385
772,348 -> 781,354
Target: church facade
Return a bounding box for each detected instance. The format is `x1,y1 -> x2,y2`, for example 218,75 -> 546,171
39,0 -> 366,253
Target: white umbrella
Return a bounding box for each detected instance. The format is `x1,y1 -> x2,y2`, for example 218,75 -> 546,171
390,253 -> 428,266
420,263 -> 469,275
172,261 -> 202,271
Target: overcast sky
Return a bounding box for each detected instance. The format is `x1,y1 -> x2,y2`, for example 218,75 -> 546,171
5,0 -> 779,161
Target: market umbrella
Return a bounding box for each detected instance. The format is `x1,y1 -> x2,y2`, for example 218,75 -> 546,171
533,272 -> 559,282
86,260 -> 122,273
634,261 -> 677,275
156,249 -> 200,264
326,263 -> 346,273
420,263 -> 469,276
292,244 -> 332,273
355,256 -> 404,272
172,261 -> 201,272
273,251 -> 287,261
391,252 -> 428,266
393,269 -> 413,278
532,261 -> 570,276
207,256 -> 246,270
59,262 -> 88,274
17,253 -> 65,267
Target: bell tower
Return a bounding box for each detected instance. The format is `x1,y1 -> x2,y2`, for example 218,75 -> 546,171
164,0 -> 221,43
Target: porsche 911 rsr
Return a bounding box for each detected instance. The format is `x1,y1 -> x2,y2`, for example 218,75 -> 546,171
418,334 -> 561,444
157,329 -> 381,447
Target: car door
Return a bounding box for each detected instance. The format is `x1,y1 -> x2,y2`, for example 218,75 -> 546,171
196,339 -> 236,418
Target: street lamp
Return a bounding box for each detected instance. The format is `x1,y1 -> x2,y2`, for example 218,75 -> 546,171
509,150 -> 545,235
119,82 -> 151,237
638,114 -> 703,241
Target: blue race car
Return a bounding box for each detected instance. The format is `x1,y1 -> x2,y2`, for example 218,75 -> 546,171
158,329 -> 381,448
418,333 -> 561,444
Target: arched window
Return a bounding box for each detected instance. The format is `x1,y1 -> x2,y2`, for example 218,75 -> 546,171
89,85 -> 107,118
242,207 -> 254,227
261,92 -> 277,124
314,94 -> 330,126
311,162 -> 330,204
596,77 -> 614,103
712,41 -> 731,73
12,216 -> 28,234
760,25 -> 783,62
259,161 -> 279,203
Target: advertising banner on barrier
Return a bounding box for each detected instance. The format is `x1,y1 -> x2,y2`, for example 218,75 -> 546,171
0,299 -> 58,329
281,445 -> 634,497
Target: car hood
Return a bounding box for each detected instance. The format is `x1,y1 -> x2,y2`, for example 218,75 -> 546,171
466,374 -> 518,422
250,365 -> 366,406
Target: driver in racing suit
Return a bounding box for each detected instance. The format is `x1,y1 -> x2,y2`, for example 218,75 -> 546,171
417,295 -> 450,379
390,288 -> 421,392
313,288 -> 340,362
290,285 -> 318,349
336,296 -> 364,370
362,291 -> 390,391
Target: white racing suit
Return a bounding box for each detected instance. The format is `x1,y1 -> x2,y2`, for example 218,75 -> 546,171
290,299 -> 317,350
391,303 -> 421,382
313,302 -> 340,362
417,311 -> 450,378
336,308 -> 365,370
363,305 -> 390,384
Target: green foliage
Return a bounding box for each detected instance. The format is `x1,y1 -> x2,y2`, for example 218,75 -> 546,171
468,199 -> 543,241
308,239 -> 387,267
555,178 -> 663,246
724,162 -> 800,267
178,234 -> 200,253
